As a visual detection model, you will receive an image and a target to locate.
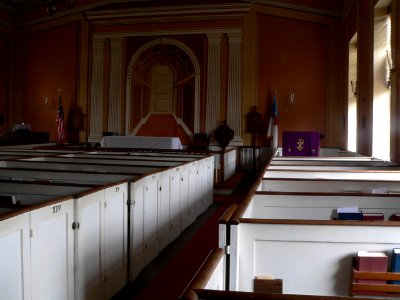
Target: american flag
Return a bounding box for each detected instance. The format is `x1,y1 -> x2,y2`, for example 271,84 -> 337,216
56,94 -> 65,145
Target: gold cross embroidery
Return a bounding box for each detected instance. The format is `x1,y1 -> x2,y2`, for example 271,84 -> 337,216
297,138 -> 304,151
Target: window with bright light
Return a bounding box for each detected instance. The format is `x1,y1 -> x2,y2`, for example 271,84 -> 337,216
347,34 -> 358,153
373,1 -> 391,161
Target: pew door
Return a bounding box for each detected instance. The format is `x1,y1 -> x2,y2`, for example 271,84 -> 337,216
130,177 -> 146,281
158,168 -> 181,251
30,199 -> 75,300
144,174 -> 159,266
74,190 -> 104,300
0,211 -> 31,300
103,182 -> 128,299
179,164 -> 191,231
169,168 -> 181,243
207,157 -> 215,204
158,169 -> 172,251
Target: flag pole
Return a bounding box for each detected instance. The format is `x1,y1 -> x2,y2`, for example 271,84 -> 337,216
56,88 -> 65,145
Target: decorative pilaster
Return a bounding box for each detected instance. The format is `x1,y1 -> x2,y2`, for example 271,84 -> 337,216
226,32 -> 243,145
108,38 -> 124,134
88,38 -> 105,143
205,34 -> 222,138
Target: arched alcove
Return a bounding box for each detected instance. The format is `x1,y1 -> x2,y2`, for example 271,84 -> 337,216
125,38 -> 201,143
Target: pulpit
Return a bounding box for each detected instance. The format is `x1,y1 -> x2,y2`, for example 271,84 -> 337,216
282,131 -> 320,156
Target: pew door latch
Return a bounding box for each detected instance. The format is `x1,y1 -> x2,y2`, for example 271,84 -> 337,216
225,245 -> 230,255
72,222 -> 80,230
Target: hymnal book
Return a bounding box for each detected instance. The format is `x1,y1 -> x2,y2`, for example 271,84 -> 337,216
390,248 -> 400,284
337,212 -> 362,220
254,275 -> 282,294
0,194 -> 18,205
336,206 -> 362,220
362,213 -> 384,221
356,250 -> 388,284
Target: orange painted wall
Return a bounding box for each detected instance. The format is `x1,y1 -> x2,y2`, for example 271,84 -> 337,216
20,22 -> 79,142
257,14 -> 328,147
0,34 -> 8,133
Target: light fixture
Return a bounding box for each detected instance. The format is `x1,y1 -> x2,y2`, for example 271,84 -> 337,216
350,80 -> 357,97
386,50 -> 396,89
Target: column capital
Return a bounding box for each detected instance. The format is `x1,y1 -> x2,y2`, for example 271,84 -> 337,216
207,33 -> 223,44
226,32 -> 242,43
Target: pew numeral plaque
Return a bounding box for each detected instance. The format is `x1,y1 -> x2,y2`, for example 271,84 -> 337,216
52,204 -> 61,214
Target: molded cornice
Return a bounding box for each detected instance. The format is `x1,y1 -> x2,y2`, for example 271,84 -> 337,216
86,3 -> 251,25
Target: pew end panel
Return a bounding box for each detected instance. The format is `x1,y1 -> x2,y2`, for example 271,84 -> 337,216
0,210 -> 31,300
230,221 -> 400,297
30,198 -> 75,300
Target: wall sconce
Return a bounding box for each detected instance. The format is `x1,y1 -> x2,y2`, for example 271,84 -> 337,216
289,92 -> 295,110
46,0 -> 75,16
386,50 -> 396,89
350,80 -> 357,97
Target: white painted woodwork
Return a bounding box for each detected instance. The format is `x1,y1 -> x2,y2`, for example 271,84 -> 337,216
0,211 -> 31,300
74,191 -> 103,300
264,169 -> 400,180
231,223 -> 400,296
262,178 -> 400,193
30,199 -> 75,300
246,193 -> 400,220
103,183 -> 128,298
130,177 -> 146,280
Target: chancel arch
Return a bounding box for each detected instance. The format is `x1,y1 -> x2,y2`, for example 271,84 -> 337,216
125,38 -> 200,142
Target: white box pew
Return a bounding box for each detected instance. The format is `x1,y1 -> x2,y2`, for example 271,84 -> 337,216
30,197 -> 76,300
20,155 -> 183,168
74,181 -> 129,300
242,192 -> 400,221
0,208 -> 31,300
0,194 -> 76,300
0,180 -> 129,300
0,168 -> 133,185
0,180 -> 95,196
229,219 -> 400,296
224,186 -> 400,297
261,178 -> 400,193
67,152 -> 200,162
129,165 -> 197,280
267,164 -> 400,171
0,154 -> 214,288
270,156 -> 390,166
269,157 -> 394,167
129,156 -> 214,281
17,155 -> 213,232
263,169 -> 400,180
0,160 -> 160,174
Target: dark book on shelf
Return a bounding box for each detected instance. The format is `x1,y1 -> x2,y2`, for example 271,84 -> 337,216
389,213 -> 400,221
356,250 -> 388,284
337,212 -> 363,220
391,248 -> 400,284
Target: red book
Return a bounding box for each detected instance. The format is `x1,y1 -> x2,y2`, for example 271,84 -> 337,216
362,213 -> 384,221
356,251 -> 388,284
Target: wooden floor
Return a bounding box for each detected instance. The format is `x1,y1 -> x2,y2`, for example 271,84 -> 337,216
112,171 -> 257,300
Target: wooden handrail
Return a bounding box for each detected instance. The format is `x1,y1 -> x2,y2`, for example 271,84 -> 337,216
179,248 -> 225,300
